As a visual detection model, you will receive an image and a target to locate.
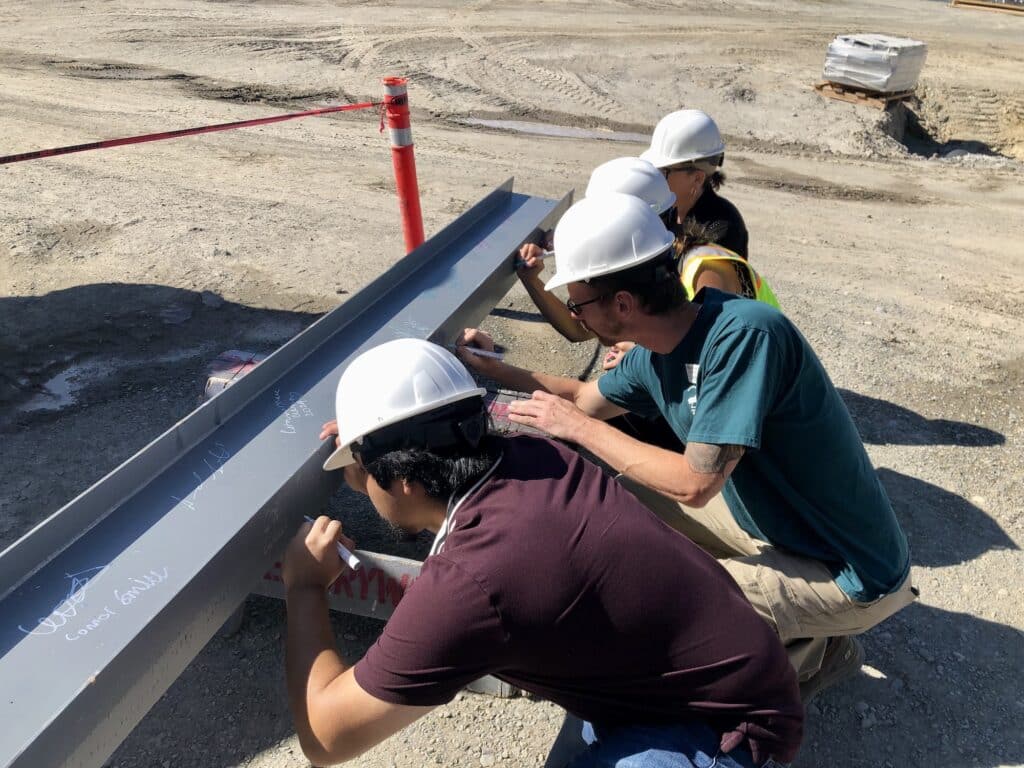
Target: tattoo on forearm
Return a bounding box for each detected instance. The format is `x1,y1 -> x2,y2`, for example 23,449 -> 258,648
685,443 -> 745,474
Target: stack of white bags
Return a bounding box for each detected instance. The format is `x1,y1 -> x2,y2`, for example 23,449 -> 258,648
823,34 -> 927,94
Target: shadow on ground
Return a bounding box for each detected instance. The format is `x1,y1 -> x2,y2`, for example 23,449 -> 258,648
490,306 -> 548,324
840,389 -> 1004,447
879,468 -> 1017,568
0,282 -> 321,415
798,601 -> 1024,767
0,282 -> 321,549
900,103 -> 1010,160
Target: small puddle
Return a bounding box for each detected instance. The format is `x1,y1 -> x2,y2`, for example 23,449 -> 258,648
19,360 -> 119,413
461,119 -> 648,144
18,348 -> 209,413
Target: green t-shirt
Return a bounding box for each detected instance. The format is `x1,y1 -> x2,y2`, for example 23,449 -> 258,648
598,289 -> 909,601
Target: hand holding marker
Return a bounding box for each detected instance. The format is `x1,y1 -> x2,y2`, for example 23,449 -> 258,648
452,345 -> 505,361
304,515 -> 361,571
515,249 -> 554,269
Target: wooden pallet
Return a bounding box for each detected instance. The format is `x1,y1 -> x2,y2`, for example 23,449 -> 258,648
950,0 -> 1024,14
813,80 -> 915,110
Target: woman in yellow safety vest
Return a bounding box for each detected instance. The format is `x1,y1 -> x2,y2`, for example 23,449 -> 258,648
676,221 -> 781,308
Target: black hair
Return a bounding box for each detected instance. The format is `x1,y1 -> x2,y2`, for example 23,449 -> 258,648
359,397 -> 501,500
586,248 -> 687,316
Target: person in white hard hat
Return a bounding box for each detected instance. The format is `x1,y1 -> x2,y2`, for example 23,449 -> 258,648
517,157 -> 677,346
517,157 -> 685,449
641,108 -> 749,259
282,337 -> 803,767
457,194 -> 915,703
516,157 -> 778,447
519,155 -> 776,371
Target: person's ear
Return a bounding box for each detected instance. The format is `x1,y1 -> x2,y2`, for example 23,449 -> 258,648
613,290 -> 636,318
693,170 -> 707,189
401,478 -> 420,499
343,462 -> 369,494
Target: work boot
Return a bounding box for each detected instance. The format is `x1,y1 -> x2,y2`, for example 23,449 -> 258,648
799,635 -> 865,704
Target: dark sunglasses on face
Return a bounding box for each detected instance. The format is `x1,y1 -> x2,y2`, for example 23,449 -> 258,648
566,293 -> 608,315
661,165 -> 696,178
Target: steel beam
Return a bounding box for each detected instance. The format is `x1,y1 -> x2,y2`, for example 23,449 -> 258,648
0,179 -> 571,768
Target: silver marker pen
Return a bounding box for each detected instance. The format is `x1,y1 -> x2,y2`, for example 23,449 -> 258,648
515,249 -> 554,268
303,516 -> 362,571
454,345 -> 505,361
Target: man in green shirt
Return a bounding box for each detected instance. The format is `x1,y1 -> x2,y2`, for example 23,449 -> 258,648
457,192 -> 916,699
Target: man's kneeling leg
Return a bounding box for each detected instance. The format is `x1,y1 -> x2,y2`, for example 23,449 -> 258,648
721,547 -> 916,682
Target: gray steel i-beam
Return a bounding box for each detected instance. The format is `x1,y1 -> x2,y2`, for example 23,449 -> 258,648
0,179 -> 571,768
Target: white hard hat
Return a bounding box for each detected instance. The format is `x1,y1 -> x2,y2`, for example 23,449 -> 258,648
323,338 -> 485,471
585,157 -> 676,215
640,109 -> 725,169
544,193 -> 676,292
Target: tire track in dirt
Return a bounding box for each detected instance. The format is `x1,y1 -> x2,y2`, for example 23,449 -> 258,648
45,59 -> 190,82
303,27 -> 530,115
5,219 -> 122,265
917,83 -> 1024,159
107,23 -> 345,44
405,71 -> 522,114
36,53 -> 354,108
452,25 -> 629,120
733,175 -> 927,205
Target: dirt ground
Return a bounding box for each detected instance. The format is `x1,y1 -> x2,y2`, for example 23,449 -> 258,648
1,0 -> 1023,766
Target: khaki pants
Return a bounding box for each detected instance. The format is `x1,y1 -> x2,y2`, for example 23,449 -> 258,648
620,478 -> 917,682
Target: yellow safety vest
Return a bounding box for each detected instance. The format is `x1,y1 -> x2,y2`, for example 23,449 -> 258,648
680,245 -> 781,309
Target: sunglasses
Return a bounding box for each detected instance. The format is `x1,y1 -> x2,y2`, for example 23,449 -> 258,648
660,165 -> 697,178
566,293 -> 608,315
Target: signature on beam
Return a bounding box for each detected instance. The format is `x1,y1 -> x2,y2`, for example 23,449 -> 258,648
170,442 -> 232,511
17,566 -> 108,636
274,389 -> 314,435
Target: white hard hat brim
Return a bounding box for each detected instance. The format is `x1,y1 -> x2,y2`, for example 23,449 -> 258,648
543,245 -> 674,292
323,385 -> 488,472
543,270 -> 574,292
323,443 -> 355,471
641,146 -> 725,169
638,147 -> 667,168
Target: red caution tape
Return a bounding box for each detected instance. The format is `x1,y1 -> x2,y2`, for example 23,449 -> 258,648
0,100 -> 380,166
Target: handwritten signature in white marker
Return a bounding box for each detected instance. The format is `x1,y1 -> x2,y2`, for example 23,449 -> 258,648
170,442 -> 232,511
17,566 -> 108,636
274,389 -> 314,435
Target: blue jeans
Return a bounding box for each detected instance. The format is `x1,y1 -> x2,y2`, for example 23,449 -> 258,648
544,713 -> 782,768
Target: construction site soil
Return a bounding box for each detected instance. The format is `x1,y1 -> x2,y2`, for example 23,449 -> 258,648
1,1 -> 1022,767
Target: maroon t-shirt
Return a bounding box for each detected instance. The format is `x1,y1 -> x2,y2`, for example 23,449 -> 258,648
354,435 -> 803,763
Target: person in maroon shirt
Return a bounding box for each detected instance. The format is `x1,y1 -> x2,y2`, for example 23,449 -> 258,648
283,338 -> 802,767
